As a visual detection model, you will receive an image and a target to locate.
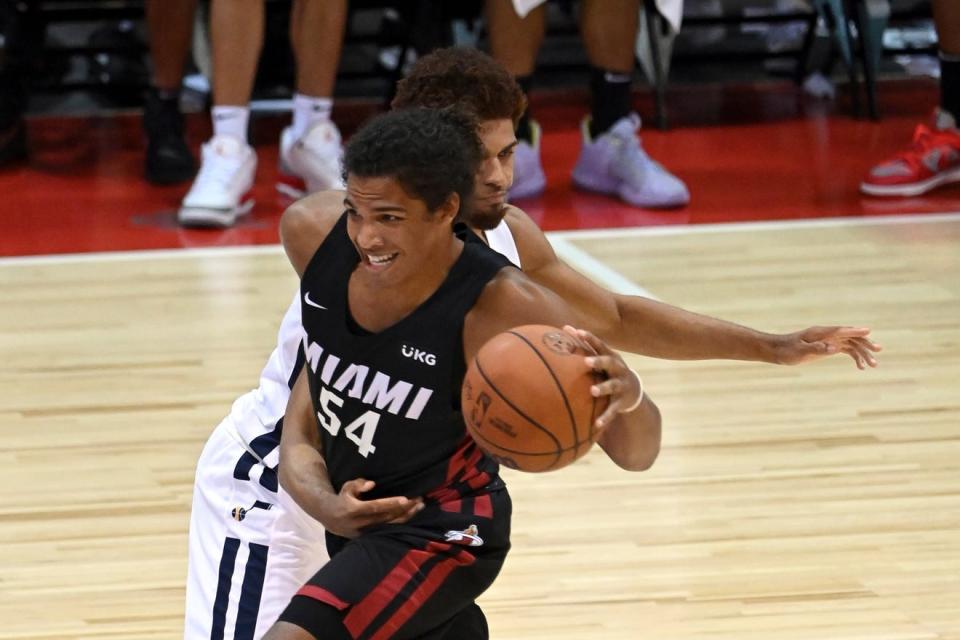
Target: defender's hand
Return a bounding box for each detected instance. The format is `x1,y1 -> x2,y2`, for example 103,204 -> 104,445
774,326 -> 881,369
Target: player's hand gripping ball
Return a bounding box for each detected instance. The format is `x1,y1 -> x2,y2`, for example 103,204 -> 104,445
461,324 -> 609,472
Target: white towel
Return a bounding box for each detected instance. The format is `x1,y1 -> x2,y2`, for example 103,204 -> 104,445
511,0 -> 683,32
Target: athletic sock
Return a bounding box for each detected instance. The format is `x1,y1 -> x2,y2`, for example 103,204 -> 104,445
940,50 -> 960,126
290,93 -> 333,141
515,75 -> 534,143
589,67 -> 633,138
211,105 -> 249,143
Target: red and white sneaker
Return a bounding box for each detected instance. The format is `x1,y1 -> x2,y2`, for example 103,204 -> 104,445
860,109 -> 960,197
277,121 -> 344,199
178,135 -> 257,228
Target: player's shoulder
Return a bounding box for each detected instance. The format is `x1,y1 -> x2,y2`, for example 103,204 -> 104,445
465,265 -> 569,358
280,189 -> 346,277
501,205 -> 555,269
281,189 -> 345,238
466,267 -> 537,357
476,267 -> 544,317
501,204 -> 537,235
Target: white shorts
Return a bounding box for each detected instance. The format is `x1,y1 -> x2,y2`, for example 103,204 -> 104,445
184,414 -> 328,640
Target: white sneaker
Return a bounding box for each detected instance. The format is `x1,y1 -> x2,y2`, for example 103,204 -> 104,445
507,120 -> 547,201
178,135 -> 256,228
571,114 -> 689,208
277,121 -> 344,199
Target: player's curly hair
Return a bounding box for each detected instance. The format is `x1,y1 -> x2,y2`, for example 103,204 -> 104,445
392,47 -> 527,126
343,107 -> 483,213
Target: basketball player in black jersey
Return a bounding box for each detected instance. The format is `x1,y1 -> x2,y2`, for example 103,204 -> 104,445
283,48 -> 879,471
263,109 -> 657,640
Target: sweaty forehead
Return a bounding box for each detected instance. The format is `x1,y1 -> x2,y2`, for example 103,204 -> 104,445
346,175 -> 402,201
345,175 -> 423,213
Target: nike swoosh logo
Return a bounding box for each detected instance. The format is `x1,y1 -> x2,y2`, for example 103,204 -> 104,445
304,292 -> 327,310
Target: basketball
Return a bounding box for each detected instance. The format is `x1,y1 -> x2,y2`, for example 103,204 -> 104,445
461,324 -> 609,472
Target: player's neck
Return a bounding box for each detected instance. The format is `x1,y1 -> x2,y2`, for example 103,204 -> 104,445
469,224 -> 488,246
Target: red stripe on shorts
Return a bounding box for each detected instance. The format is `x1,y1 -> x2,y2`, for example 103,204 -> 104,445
467,472 -> 491,491
439,499 -> 462,513
343,546 -> 434,638
296,584 -> 351,611
473,494 -> 492,518
444,439 -> 471,482
368,543 -> 477,640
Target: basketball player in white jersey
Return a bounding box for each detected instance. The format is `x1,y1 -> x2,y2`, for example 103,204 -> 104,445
184,48 -> 881,639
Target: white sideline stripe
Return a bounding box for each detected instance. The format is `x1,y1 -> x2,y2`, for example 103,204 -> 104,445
548,211 -> 960,241
0,239 -> 656,299
549,236 -> 656,299
0,244 -> 285,266
2,211 -> 958,268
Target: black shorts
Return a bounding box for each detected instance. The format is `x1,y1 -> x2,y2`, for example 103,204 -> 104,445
279,488 -> 511,640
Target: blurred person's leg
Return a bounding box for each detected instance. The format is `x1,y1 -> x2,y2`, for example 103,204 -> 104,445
571,0 -> 689,208
210,0 -> 264,134
0,0 -> 36,166
581,0 -> 636,136
934,0 -> 960,123
178,0 -> 262,227
860,0 -> 960,197
485,0 -> 547,200
144,0 -> 198,184
278,0 -> 348,197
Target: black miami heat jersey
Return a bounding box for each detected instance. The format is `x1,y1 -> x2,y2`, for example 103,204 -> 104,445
299,215 -> 514,503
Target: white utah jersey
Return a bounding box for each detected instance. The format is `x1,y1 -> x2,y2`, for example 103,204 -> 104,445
228,219 -> 522,447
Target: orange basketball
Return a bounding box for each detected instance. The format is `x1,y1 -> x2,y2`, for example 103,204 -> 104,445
461,324 -> 609,472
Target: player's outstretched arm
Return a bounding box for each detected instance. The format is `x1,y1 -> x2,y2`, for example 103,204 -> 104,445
604,295 -> 880,368
504,208 -> 880,368
279,367 -> 423,539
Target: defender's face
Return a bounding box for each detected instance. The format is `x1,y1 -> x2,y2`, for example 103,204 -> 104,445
469,118 -> 518,231
345,175 -> 456,287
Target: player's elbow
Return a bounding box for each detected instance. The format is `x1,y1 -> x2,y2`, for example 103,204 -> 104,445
277,458 -> 297,495
617,441 -> 660,472
279,191 -> 341,276
279,201 -> 313,252
277,443 -> 313,499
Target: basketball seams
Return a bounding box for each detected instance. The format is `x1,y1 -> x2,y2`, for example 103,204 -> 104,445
506,330 -> 581,450
473,358 -> 563,469
461,325 -> 603,473
467,427 -> 569,458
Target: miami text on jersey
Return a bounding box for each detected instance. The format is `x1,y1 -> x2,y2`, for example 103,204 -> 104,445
300,332 -> 434,420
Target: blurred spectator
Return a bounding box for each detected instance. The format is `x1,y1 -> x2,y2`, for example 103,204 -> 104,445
0,0 -> 38,167
143,0 -> 198,184
861,0 -> 960,197
179,0 -> 348,228
485,0 -> 689,208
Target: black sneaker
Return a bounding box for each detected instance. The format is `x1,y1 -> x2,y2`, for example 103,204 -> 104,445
143,88 -> 196,184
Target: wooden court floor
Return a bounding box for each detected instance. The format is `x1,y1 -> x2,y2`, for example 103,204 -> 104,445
1,215 -> 958,639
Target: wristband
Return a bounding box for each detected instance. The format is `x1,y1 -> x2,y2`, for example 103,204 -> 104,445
619,369 -> 644,413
